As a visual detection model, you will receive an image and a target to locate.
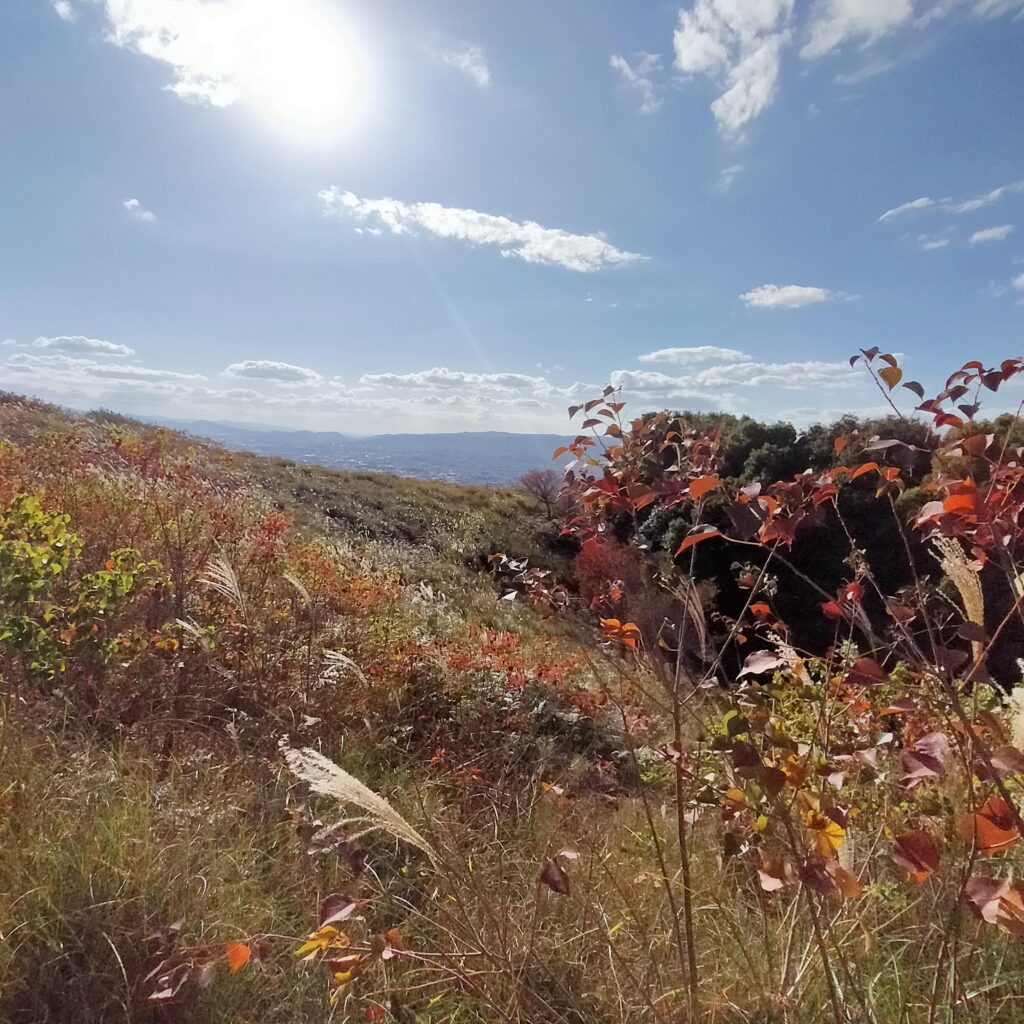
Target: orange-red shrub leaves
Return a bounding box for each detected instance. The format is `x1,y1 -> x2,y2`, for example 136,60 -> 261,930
958,796 -> 1020,855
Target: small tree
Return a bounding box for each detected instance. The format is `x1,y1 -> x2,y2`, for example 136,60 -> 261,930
519,468 -> 561,518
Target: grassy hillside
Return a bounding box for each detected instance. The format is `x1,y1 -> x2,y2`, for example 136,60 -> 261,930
3,385 -> 1024,1024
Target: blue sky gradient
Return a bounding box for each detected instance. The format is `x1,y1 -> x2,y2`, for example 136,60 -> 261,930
1,0 -> 1022,433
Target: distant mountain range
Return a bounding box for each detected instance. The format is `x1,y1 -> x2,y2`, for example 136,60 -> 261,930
147,417 -> 570,485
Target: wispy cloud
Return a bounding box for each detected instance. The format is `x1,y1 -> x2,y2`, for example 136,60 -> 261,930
435,42 -> 490,87
33,335 -> 135,357
740,284 -> 833,309
917,234 -> 951,251
718,164 -> 744,191
610,52 -> 664,113
969,224 -> 1015,244
123,198 -> 156,222
224,360 -> 323,383
52,1 -> 75,22
835,58 -> 896,85
801,0 -> 914,61
878,196 -> 933,222
946,180 -> 1024,214
318,188 -> 646,273
359,368 -> 551,394
1013,272 -> 1024,293
671,1 -> 1023,133
638,345 -> 751,365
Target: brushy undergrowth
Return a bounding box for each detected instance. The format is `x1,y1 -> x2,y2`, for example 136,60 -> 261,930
4,356 -> 1024,1024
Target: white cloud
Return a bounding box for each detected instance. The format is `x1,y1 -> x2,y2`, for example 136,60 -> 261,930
638,345 -> 751,365
608,370 -> 731,404
740,284 -> 833,309
671,1 -> 1024,133
946,181 -> 1024,214
917,234 -> 951,250
53,1 -> 76,22
878,196 -> 933,222
319,188 -> 646,273
1013,272 -> 1024,292
436,42 -> 490,87
97,0 -> 364,137
969,224 -> 1015,244
123,198 -> 156,222
32,335 -> 135,357
224,359 -> 323,383
7,352 -> 204,384
608,357 -> 860,400
673,0 -> 794,135
718,164 -> 744,191
359,368 -> 551,394
801,0 -> 914,60
692,358 -> 860,389
610,52 -> 664,114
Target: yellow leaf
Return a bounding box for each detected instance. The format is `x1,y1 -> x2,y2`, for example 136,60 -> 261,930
878,366 -> 902,390
806,810 -> 845,859
294,925 -> 348,960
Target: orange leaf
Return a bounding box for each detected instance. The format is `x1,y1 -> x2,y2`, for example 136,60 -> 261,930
959,797 -> 1020,855
225,941 -> 251,973
943,493 -> 976,514
675,526 -> 722,556
850,462 -> 879,481
689,476 -> 721,501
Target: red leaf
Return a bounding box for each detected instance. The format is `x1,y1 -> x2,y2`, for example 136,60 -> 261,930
845,657 -> 888,686
892,830 -> 940,884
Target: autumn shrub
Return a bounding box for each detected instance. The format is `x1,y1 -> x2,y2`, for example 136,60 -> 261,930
532,353 -> 1024,1021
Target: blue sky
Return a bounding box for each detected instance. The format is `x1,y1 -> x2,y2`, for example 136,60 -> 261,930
1,0 -> 1022,434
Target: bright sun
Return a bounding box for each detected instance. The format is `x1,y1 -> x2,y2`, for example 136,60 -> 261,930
241,2 -> 365,141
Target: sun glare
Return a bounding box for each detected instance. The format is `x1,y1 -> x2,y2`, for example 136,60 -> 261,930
241,2 -> 366,141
